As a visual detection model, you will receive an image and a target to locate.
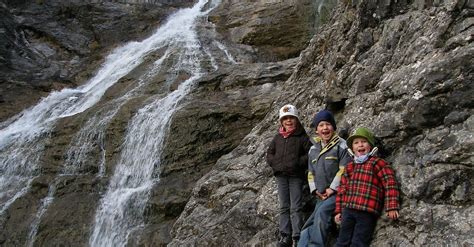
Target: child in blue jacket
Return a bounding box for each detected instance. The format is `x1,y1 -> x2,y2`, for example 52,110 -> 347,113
298,110 -> 351,247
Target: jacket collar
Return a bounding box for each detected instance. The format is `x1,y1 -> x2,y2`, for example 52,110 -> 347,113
311,134 -> 340,156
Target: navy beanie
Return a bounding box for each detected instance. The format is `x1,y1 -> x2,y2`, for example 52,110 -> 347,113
310,110 -> 337,130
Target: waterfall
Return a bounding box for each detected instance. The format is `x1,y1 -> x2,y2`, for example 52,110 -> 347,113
0,3 -> 188,214
62,51 -> 171,176
89,74 -> 201,246
89,0 -> 222,245
0,20 -> 153,215
0,0 -> 233,244
25,48 -> 173,246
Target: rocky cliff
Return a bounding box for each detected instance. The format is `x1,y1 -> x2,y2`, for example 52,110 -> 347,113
170,0 -> 474,246
0,0 -> 472,246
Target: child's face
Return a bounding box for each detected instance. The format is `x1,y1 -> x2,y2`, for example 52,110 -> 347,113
281,116 -> 297,131
316,121 -> 334,143
352,137 -> 372,157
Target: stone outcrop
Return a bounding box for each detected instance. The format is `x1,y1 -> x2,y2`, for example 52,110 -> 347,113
208,0 -> 332,62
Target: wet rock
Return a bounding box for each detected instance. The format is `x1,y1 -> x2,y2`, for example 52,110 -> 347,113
0,0 -> 192,122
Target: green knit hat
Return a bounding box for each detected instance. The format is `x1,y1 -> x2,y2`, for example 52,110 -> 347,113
347,127 -> 376,148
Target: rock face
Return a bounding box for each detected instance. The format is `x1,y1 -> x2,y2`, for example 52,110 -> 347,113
169,0 -> 474,246
208,0 -> 322,61
0,0 -> 473,246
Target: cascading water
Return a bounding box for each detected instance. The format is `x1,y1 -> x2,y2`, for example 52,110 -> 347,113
0,0 -> 235,245
0,5 -> 184,214
0,22 -> 152,215
63,51 -> 171,177
26,52 -> 172,247
85,0 -> 224,245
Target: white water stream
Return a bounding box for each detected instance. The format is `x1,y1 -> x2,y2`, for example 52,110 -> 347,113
0,0 -> 234,245
90,2 -> 221,245
26,52 -> 172,246
0,8 -> 179,214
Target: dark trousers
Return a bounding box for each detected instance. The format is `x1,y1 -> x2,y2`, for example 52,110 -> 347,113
336,208 -> 378,247
276,176 -> 304,238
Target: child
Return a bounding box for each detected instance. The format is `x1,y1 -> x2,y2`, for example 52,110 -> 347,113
334,127 -> 400,246
298,109 -> 352,247
267,104 -> 312,247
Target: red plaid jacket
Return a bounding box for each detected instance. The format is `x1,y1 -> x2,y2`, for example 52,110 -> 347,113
335,156 -> 400,215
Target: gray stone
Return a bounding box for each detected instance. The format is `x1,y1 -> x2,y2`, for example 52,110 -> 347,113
170,1 -> 474,246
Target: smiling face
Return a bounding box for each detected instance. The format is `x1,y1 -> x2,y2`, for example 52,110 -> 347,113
352,137 -> 372,157
316,121 -> 334,143
281,116 -> 298,131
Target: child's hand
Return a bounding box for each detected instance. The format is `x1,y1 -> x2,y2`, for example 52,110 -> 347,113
325,188 -> 335,197
315,191 -> 326,200
387,210 -> 399,220
315,188 -> 334,200
334,213 -> 342,224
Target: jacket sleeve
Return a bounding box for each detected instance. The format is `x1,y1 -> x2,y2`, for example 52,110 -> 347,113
377,160 -> 400,212
335,162 -> 351,214
307,147 -> 317,194
329,142 -> 353,191
266,136 -> 276,168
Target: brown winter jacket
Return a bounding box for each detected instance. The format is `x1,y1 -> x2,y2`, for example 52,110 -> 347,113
266,122 -> 311,178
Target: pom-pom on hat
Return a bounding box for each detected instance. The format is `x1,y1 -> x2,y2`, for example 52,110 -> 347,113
279,104 -> 299,121
310,109 -> 336,130
347,127 -> 376,148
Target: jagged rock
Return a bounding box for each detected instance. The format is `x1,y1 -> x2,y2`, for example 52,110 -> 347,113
170,1 -> 474,246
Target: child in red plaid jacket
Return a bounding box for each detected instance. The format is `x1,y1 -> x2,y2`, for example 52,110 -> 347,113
334,127 -> 400,246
